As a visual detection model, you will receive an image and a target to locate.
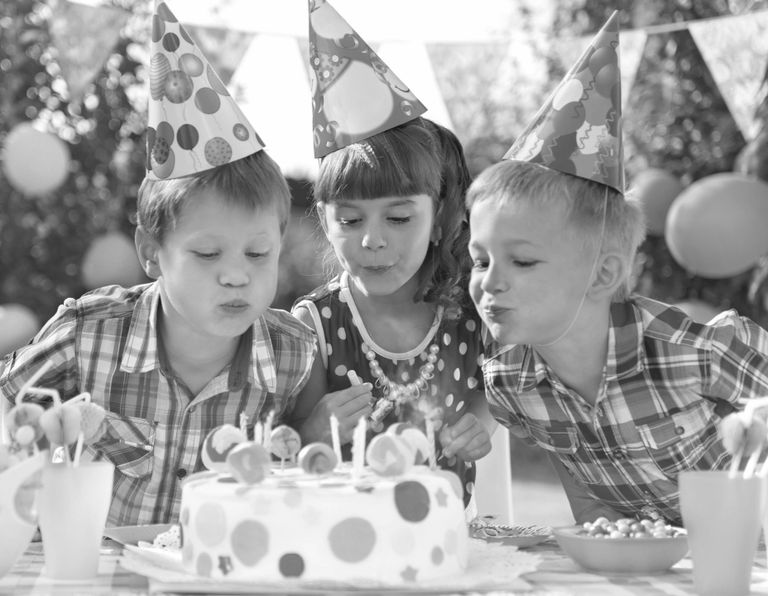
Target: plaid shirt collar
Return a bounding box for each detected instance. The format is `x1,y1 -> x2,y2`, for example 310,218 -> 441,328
500,300 -> 650,393
119,283 -> 277,393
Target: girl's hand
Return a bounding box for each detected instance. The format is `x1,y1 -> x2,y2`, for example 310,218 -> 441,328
300,384 -> 373,444
439,413 -> 492,461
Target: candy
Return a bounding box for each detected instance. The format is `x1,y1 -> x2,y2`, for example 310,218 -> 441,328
6,403 -> 45,444
201,424 -> 247,472
269,425 -> 301,461
39,405 -> 82,446
226,442 -> 271,484
387,422 -> 430,464
298,442 -> 338,475
718,413 -> 767,455
580,517 -> 685,539
365,434 -> 412,476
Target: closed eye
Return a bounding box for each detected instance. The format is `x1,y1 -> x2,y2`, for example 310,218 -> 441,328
388,216 -> 411,224
193,251 -> 219,259
247,251 -> 269,259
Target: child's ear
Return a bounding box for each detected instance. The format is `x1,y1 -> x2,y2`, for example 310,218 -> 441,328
134,228 -> 162,279
590,252 -> 627,298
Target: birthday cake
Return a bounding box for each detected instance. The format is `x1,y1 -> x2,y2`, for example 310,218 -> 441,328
178,423 -> 469,585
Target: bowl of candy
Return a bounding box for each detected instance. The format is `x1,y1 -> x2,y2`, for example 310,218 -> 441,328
553,517 -> 689,574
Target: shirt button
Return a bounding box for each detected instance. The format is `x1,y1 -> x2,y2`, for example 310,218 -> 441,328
675,426 -> 685,435
189,405 -> 197,413
613,448 -> 626,460
176,469 -> 187,479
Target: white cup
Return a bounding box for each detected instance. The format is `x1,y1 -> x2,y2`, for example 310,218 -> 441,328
38,461 -> 114,580
680,470 -> 766,596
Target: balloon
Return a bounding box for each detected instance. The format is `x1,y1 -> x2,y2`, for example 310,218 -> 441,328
665,173 -> 768,278
81,232 -> 146,290
631,168 -> 684,235
673,300 -> 721,324
1,123 -> 69,196
0,304 -> 40,356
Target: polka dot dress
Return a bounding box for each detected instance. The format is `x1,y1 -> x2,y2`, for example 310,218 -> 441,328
294,273 -> 485,507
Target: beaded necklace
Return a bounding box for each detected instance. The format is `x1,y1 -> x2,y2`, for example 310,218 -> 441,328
365,343 -> 440,427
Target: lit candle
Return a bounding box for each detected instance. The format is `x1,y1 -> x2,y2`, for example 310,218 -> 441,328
329,413 -> 343,464
425,416 -> 437,469
239,412 -> 248,440
352,416 -> 367,478
253,421 -> 264,446
263,410 -> 274,453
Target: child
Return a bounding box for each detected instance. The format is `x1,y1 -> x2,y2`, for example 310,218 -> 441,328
0,1 -> 315,526
467,12 -> 768,526
289,0 -> 493,510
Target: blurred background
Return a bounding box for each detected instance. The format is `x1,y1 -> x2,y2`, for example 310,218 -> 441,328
2,0 -> 768,522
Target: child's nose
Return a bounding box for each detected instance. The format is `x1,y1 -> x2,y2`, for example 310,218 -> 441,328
218,257 -> 250,287
361,224 -> 386,250
481,263 -> 508,294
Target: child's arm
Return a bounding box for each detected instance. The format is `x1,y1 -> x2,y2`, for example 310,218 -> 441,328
548,453 -> 623,524
287,306 -> 373,446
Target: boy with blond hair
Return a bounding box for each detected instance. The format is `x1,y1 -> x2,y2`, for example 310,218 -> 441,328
467,12 -> 768,525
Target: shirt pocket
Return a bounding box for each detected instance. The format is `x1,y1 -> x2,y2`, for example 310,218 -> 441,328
91,412 -> 155,479
636,399 -> 718,477
524,421 -> 601,484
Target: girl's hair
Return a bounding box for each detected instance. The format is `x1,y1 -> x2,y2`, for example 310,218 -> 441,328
314,117 -> 473,316
137,150 -> 291,244
466,160 -> 646,300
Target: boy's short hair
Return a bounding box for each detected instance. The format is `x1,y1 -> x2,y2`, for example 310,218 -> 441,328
313,117 -> 441,205
466,160 -> 646,300
137,150 -> 291,244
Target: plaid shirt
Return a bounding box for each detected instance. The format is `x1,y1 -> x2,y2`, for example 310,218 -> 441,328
1,283 -> 316,526
483,295 -> 768,525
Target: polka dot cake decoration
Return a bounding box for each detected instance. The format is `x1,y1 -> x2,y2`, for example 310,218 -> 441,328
146,0 -> 265,180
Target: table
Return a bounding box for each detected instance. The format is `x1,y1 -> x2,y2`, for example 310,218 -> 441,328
3,540 -> 768,595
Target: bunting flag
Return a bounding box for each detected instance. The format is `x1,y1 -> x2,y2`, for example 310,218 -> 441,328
374,41 -> 454,131
49,0 -> 130,101
689,11 -> 768,140
229,35 -> 316,180
183,25 -> 256,86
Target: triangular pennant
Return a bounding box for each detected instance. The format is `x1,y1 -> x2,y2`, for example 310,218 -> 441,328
146,0 -> 265,180
625,26 -> 746,175
689,11 -> 768,140
374,41 -> 454,131
307,0 -> 427,158
619,29 -> 647,110
229,35 -> 317,180
504,11 -> 624,193
49,0 -> 130,102
183,25 -> 255,86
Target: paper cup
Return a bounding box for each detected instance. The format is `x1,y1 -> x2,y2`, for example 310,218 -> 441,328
680,470 -> 766,596
38,461 -> 114,580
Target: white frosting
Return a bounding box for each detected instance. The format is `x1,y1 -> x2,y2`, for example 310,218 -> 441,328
179,464 -> 469,584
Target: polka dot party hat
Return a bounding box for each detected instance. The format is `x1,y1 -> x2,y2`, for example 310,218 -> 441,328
146,0 -> 265,180
308,0 -> 427,158
503,11 -> 624,194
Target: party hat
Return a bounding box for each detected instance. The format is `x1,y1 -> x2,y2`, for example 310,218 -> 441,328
146,0 -> 264,180
504,11 -> 624,193
308,0 -> 427,158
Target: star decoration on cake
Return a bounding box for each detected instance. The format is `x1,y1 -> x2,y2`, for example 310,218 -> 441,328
401,565 -> 419,582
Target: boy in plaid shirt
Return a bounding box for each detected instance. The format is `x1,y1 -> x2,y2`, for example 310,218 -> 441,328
467,13 -> 768,526
0,1 -> 315,526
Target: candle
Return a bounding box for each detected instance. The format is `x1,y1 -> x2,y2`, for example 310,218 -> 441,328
425,416 -> 437,469
263,410 -> 274,453
352,416 -> 367,478
329,413 -> 343,464
253,422 -> 264,446
239,412 -> 248,440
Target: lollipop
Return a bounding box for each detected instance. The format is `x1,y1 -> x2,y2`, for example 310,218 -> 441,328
387,422 -> 430,465
365,433 -> 412,477
270,425 -> 301,464
201,424 -> 247,473
298,442 -> 338,475
38,404 -> 82,447
5,403 -> 45,448
226,441 -> 271,484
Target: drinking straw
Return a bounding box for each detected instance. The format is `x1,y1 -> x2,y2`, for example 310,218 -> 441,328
15,360 -> 54,405
329,413 -> 343,464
